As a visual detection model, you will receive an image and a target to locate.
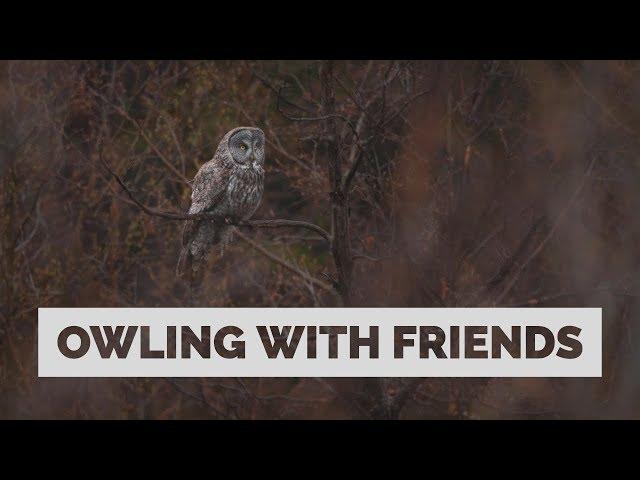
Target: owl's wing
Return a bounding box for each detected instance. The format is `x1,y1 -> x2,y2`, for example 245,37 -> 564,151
189,160 -> 232,214
182,160 -> 231,246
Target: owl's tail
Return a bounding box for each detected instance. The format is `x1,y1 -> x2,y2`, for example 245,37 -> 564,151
177,218 -> 200,278
176,221 -> 232,278
176,245 -> 193,278
177,242 -> 204,306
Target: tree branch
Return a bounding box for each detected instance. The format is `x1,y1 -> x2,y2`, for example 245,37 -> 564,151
235,230 -> 333,292
490,156 -> 598,306
100,154 -> 332,243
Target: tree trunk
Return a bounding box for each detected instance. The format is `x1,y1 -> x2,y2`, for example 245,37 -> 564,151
320,60 -> 354,306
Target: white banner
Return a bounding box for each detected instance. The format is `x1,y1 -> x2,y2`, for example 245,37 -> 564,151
38,308 -> 602,377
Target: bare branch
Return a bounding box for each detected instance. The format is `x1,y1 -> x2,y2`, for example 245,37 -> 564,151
235,230 -> 333,292
562,61 -> 638,138
88,86 -> 191,185
237,219 -> 330,243
100,153 -> 332,243
491,156 -> 598,306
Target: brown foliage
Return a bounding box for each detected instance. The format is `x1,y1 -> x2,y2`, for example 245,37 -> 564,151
1,60 -> 639,418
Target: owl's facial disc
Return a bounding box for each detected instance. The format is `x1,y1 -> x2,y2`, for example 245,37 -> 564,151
229,128 -> 264,171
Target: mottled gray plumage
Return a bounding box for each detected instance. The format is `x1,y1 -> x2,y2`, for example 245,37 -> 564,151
176,127 -> 265,276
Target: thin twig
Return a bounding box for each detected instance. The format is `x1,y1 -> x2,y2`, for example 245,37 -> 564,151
491,156 -> 597,305
235,230 -> 333,292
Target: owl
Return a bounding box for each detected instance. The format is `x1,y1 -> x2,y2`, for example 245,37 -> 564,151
176,126 -> 265,276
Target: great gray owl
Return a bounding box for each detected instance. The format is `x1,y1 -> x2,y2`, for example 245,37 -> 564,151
176,126 -> 265,276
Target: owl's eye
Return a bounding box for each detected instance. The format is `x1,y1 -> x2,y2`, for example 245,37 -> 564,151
239,145 -> 247,151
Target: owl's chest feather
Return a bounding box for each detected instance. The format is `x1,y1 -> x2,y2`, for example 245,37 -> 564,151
223,169 -> 264,218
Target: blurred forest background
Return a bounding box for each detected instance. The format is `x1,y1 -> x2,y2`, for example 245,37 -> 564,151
1,60 -> 639,419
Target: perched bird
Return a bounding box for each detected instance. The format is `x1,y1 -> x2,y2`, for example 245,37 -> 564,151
177,126 -> 265,276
